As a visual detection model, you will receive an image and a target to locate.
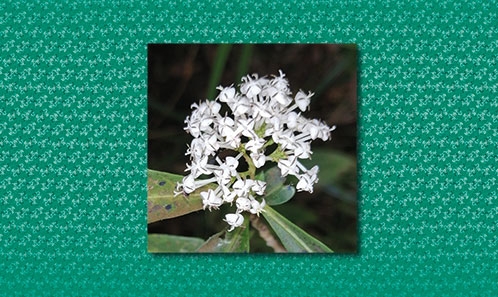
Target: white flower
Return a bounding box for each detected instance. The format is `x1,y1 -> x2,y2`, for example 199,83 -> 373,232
286,111 -> 300,129
249,199 -> 266,216
296,176 -> 313,193
180,175 -> 196,193
240,74 -> 263,98
251,180 -> 267,195
236,197 -> 252,212
205,101 -> 222,115
185,155 -> 210,178
203,134 -> 220,156
294,90 -> 312,111
236,118 -> 256,138
307,120 -> 322,140
272,129 -> 295,150
213,168 -> 231,186
277,156 -> 298,176
293,141 -> 312,159
201,189 -> 223,211
263,85 -> 291,106
253,101 -> 273,118
184,116 -> 212,138
186,138 -> 201,155
218,116 -> 235,136
271,70 -> 290,91
232,179 -> 254,197
211,156 -> 239,185
177,174 -> 218,194
231,96 -> 251,116
296,165 -> 319,193
221,186 -> 237,204
222,126 -> 241,149
224,213 -> 244,231
274,90 -> 292,106
250,152 -> 266,168
223,156 -> 239,176
268,117 -> 282,132
217,86 -> 236,103
245,137 -> 265,154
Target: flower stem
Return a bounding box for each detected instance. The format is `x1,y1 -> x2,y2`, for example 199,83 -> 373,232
250,214 -> 286,252
268,144 -> 286,162
242,152 -> 256,180
263,138 -> 274,148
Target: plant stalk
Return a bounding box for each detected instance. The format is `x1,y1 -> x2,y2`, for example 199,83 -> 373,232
250,214 -> 286,253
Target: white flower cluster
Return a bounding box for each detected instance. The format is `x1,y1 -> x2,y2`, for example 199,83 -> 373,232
176,70 -> 335,231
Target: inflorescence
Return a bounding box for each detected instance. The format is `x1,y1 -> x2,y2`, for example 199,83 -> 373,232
175,70 -> 335,231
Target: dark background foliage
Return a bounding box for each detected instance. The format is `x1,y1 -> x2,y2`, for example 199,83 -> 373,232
148,44 -> 357,252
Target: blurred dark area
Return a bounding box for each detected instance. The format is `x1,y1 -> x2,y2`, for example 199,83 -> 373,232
148,44 -> 358,253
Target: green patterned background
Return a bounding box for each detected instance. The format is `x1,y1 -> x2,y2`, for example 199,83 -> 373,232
1,0 -> 497,296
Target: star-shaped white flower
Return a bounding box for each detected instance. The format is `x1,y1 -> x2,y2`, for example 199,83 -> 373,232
251,180 -> 266,195
232,179 -> 254,197
294,90 -> 312,111
201,189 -> 223,211
277,156 -> 298,176
236,197 -> 251,212
296,165 -> 319,193
250,152 -> 266,168
224,213 -> 244,232
249,199 -> 266,216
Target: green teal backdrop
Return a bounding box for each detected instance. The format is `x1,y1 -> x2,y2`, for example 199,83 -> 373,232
1,0 -> 496,296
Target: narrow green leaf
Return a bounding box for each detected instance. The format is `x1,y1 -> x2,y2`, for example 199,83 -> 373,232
313,58 -> 351,98
147,169 -> 217,224
206,44 -> 232,100
263,167 -> 296,206
195,231 -> 226,252
262,205 -> 333,253
235,44 -> 254,82
196,216 -> 250,253
148,234 -> 205,253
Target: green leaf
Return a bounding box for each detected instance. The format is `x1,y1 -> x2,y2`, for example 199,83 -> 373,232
235,44 -> 254,83
196,216 -> 250,253
266,184 -> 296,206
206,44 -> 232,100
195,231 -> 226,252
262,167 -> 296,206
262,205 -> 333,253
147,169 -> 217,224
148,234 -> 205,253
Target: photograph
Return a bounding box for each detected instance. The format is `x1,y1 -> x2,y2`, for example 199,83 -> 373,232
147,44 -> 357,253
